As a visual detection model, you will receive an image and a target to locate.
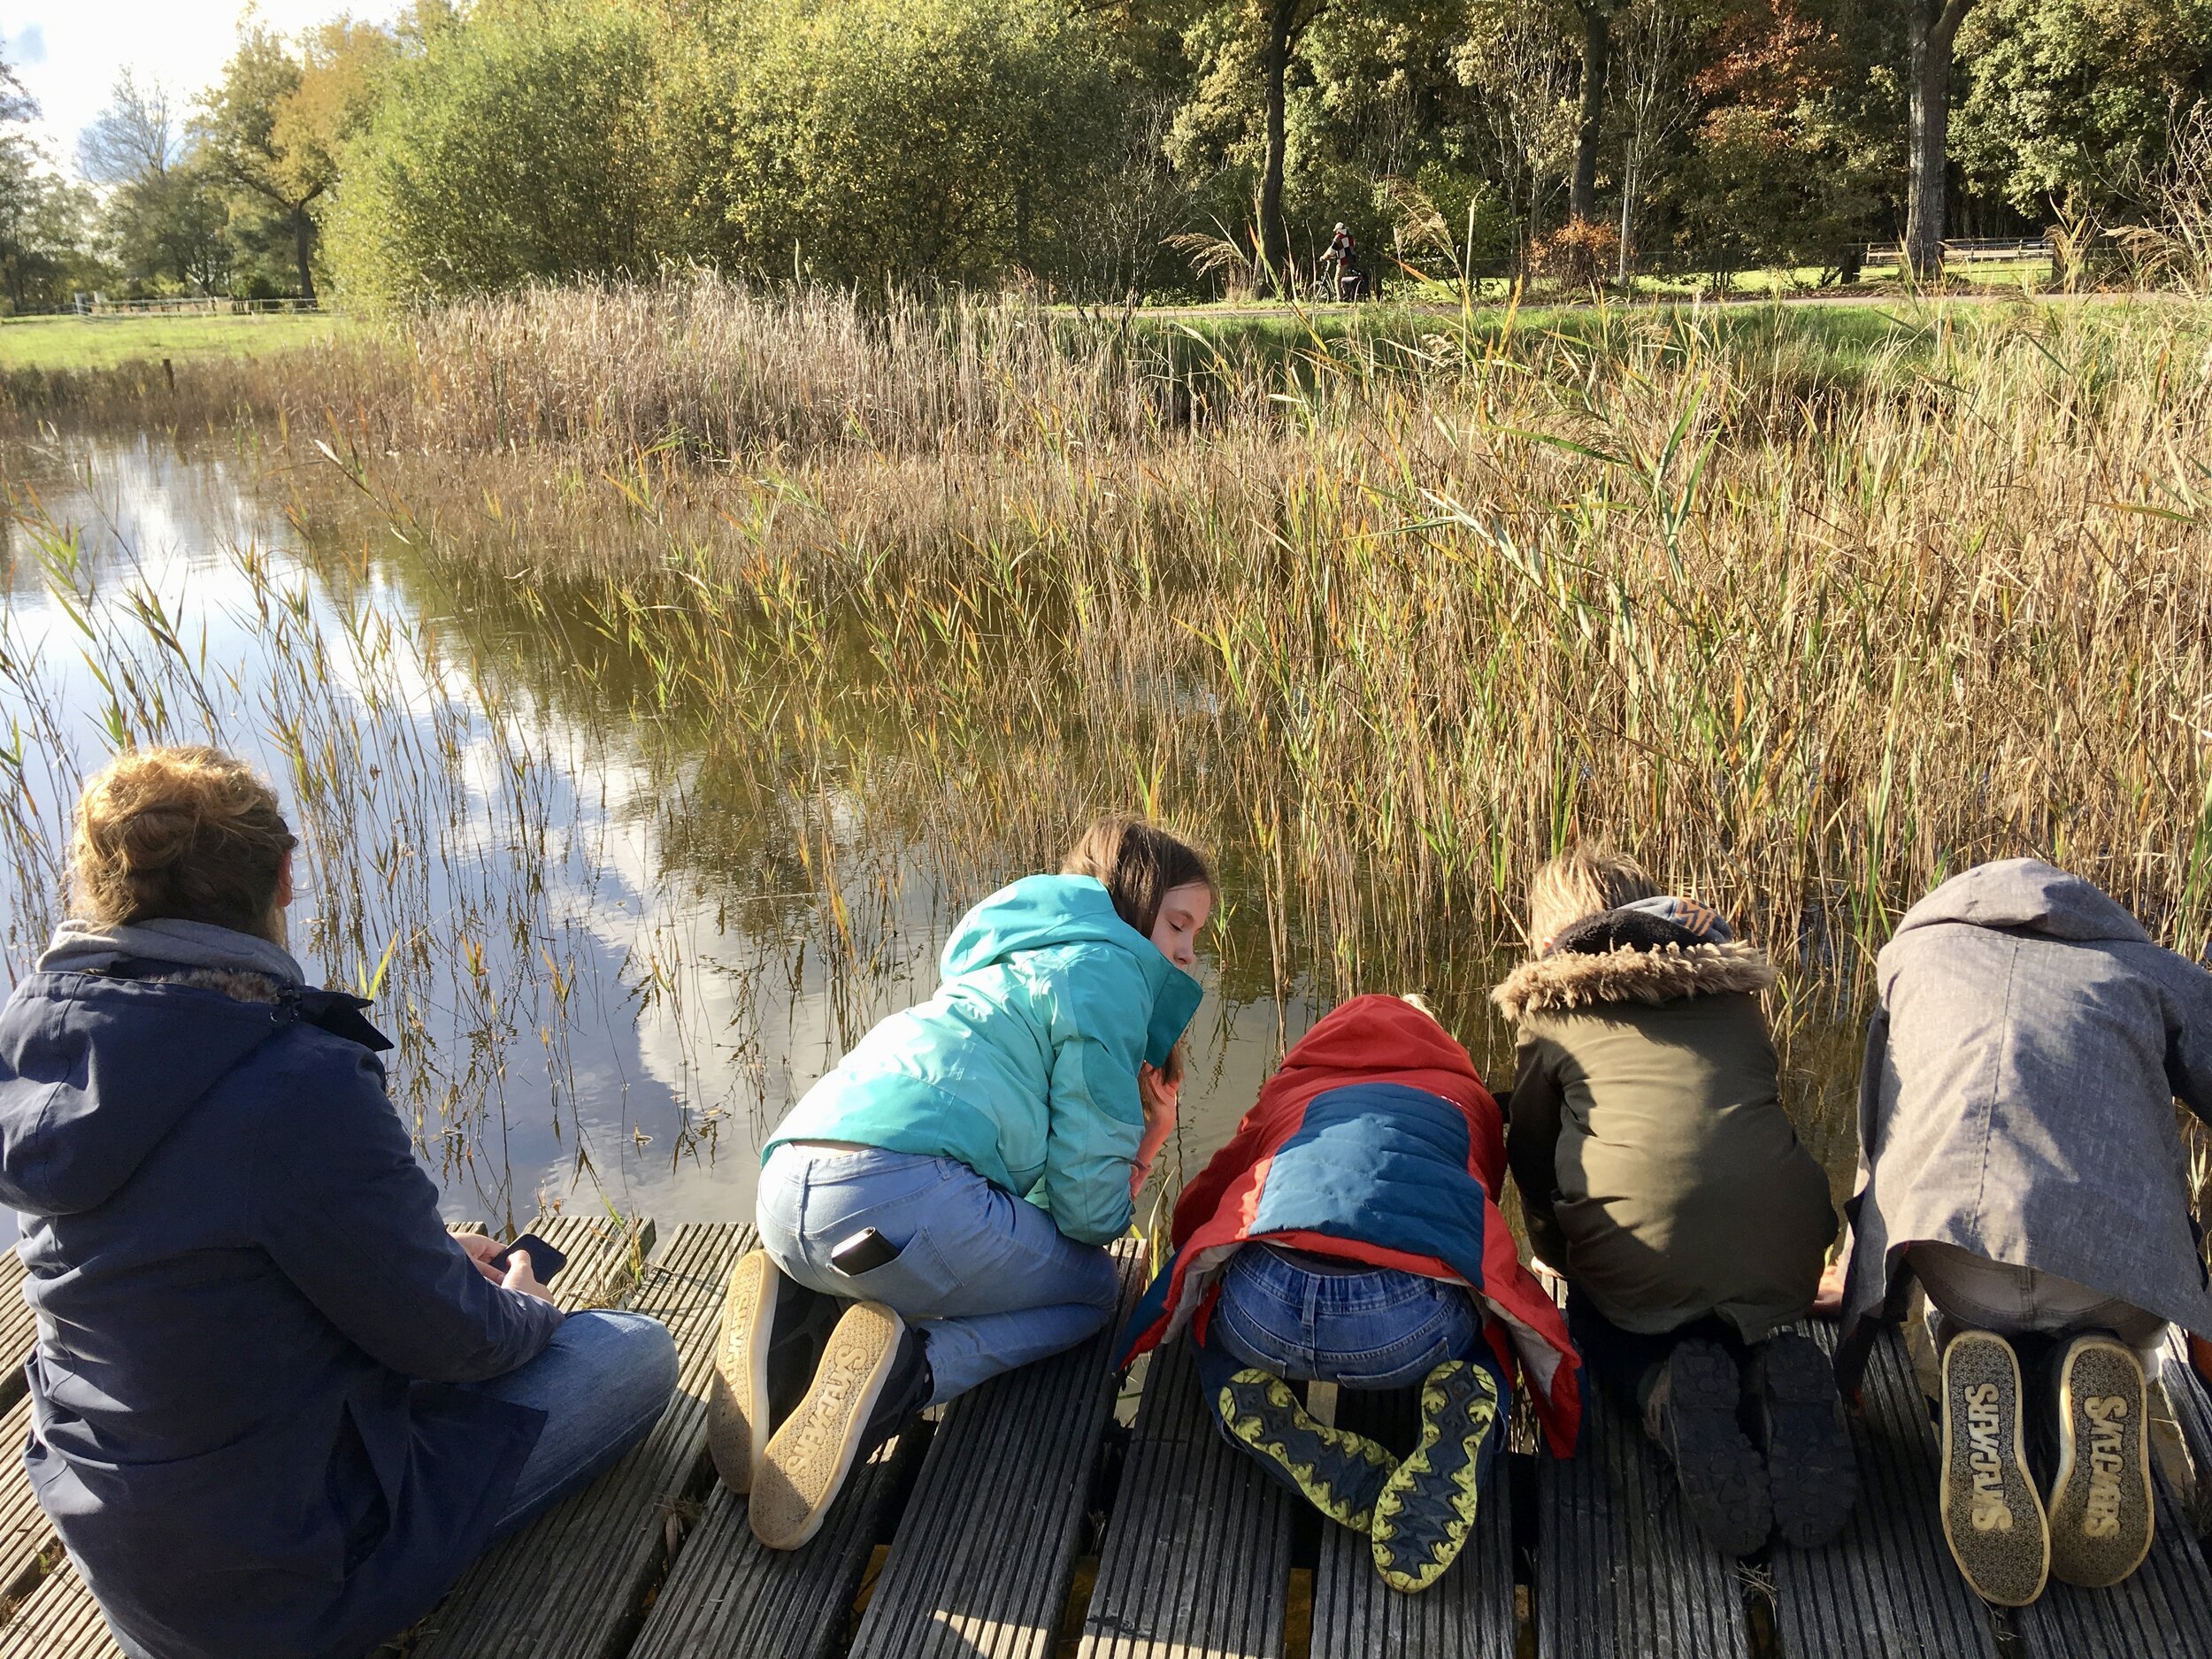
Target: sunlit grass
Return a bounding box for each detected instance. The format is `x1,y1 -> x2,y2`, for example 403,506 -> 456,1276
0,312 -> 353,373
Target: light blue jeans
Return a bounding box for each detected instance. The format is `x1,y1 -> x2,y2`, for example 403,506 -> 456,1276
461,1309 -> 680,1539
755,1143 -> 1121,1405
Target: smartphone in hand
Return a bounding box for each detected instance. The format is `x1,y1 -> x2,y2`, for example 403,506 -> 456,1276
488,1232 -> 569,1284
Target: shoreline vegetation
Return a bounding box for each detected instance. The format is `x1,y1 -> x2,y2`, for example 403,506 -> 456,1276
4,279 -> 2211,1215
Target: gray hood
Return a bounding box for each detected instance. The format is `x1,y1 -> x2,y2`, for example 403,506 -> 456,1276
37,918 -> 308,987
1886,858 -> 2152,948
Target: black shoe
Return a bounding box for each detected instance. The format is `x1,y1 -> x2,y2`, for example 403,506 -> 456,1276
1643,1339 -> 1771,1556
707,1251 -> 842,1495
1216,1367 -> 1399,1531
752,1302 -> 927,1550
2045,1333 -> 2153,1588
1751,1333 -> 1858,1548
1370,1360 -> 1503,1593
859,1328 -> 933,1458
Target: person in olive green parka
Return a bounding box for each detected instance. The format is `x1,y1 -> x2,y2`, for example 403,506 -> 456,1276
1493,845 -> 1846,1559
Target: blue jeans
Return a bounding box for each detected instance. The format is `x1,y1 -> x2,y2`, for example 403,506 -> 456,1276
755,1143 -> 1121,1405
1192,1246 -> 1507,1496
1210,1244 -> 1486,1386
461,1310 -> 680,1539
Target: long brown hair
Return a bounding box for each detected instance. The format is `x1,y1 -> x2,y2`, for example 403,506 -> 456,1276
1060,815 -> 1216,938
1062,817 -> 1215,1087
70,747 -> 298,943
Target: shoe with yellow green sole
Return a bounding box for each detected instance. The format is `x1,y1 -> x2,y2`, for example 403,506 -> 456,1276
1217,1367 -> 1399,1530
1371,1360 -> 1503,1594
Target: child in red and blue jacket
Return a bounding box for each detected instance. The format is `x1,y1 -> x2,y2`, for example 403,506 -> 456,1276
1120,995 -> 1578,1593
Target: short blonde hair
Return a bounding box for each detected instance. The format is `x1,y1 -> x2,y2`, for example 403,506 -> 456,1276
70,747 -> 297,941
1526,845 -> 1658,952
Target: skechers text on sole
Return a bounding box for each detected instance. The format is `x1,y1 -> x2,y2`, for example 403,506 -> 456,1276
749,1301 -> 903,1549
1939,1328 -> 2047,1606
2045,1333 -> 2154,1589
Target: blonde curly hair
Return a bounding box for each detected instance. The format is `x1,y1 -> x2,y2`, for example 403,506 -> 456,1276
69,747 -> 297,941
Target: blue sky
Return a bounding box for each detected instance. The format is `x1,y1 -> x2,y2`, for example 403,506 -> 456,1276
4,3 -> 397,173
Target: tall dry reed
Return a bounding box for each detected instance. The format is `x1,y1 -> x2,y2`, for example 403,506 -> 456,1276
12,277 -> 2212,1194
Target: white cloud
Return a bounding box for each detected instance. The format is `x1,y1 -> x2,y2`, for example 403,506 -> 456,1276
4,2 -> 398,172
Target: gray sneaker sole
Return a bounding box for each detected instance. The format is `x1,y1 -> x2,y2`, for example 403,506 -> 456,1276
706,1249 -> 778,1495
2047,1335 -> 2154,1588
1939,1329 -> 2048,1606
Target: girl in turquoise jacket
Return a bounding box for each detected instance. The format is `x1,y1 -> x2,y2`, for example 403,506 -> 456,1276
713,818 -> 1214,1549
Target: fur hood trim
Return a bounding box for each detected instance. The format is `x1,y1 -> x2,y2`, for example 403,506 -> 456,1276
145,968 -> 285,1005
1491,940 -> 1775,1021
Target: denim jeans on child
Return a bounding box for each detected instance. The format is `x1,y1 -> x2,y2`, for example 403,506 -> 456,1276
461,1309 -> 680,1540
1210,1243 -> 1485,1385
1191,1245 -> 1508,1503
755,1141 -> 1122,1405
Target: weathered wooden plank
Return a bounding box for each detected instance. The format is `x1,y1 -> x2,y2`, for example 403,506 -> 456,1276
1768,1324 -> 1998,1659
0,1551 -> 109,1658
2160,1328 -> 2212,1533
849,1240 -> 1144,1659
626,1438 -> 913,1659
0,1394 -> 57,1615
1309,1381 -> 1517,1659
1534,1354 -> 1752,1659
1076,1335 -> 1294,1659
2012,1460 -> 2212,1659
0,1249 -> 33,1412
408,1219 -> 742,1659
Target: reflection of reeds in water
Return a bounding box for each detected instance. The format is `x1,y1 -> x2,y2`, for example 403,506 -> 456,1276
7,281 -> 2212,1232
0,492 -> 621,1232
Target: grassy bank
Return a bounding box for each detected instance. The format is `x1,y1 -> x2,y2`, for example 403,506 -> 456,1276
0,311 -> 349,372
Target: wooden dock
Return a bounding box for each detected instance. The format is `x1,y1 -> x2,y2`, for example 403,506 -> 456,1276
4,1218 -> 2212,1658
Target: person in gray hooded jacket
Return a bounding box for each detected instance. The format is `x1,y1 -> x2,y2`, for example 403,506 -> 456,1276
1834,858 -> 2212,1609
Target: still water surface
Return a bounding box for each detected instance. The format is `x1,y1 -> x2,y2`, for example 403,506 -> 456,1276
0,434 -> 1353,1240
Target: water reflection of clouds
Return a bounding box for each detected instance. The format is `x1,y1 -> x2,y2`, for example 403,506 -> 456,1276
0,435 -> 1330,1253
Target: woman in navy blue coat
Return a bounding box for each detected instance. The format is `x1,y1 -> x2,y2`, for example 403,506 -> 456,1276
0,748 -> 677,1659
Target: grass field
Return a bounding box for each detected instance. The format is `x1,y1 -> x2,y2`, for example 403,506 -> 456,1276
0,312 -> 349,372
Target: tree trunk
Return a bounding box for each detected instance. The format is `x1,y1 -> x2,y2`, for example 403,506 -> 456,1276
1571,3 -> 1612,225
293,207 -> 318,303
1258,0 -> 1298,294
1905,0 -> 1973,280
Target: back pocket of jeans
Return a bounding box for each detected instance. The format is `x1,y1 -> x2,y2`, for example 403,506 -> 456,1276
831,1221 -> 961,1313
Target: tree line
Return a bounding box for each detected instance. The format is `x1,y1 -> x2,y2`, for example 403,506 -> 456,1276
4,0 -> 2211,313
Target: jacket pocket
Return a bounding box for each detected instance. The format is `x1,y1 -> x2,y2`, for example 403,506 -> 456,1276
327,1400 -> 394,1575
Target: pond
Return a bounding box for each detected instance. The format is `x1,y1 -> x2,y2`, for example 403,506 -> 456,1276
0,431 -> 1417,1241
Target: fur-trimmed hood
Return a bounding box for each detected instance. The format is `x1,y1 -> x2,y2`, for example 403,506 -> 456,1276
1493,903 -> 1775,1020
